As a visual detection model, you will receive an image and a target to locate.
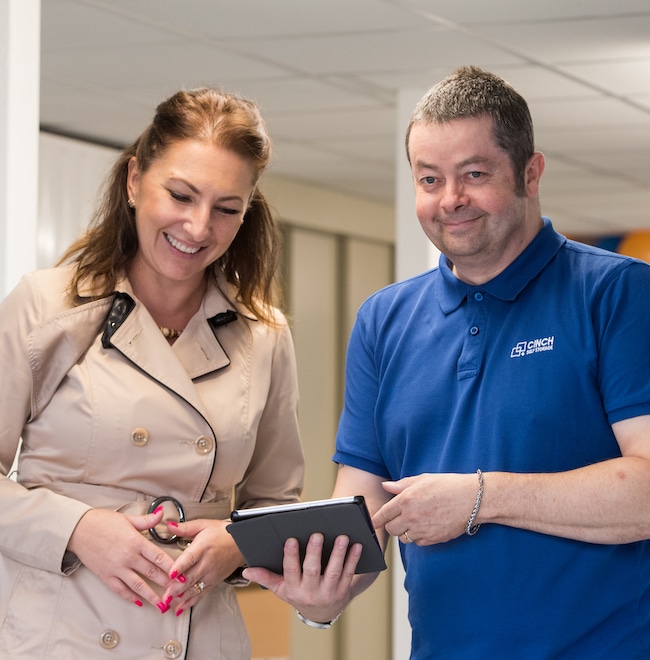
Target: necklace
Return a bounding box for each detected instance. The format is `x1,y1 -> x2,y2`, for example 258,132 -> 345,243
159,325 -> 182,340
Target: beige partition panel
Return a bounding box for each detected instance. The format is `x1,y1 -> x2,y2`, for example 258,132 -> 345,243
287,226 -> 340,659
285,227 -> 394,660
338,237 -> 394,660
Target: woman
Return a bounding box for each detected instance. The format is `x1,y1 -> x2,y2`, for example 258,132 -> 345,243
0,88 -> 304,658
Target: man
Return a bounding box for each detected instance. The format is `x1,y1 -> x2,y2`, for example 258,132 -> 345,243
245,66 -> 650,657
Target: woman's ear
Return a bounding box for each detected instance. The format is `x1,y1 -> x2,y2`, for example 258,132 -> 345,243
126,156 -> 139,201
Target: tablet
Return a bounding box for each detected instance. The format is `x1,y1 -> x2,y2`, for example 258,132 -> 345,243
226,495 -> 386,574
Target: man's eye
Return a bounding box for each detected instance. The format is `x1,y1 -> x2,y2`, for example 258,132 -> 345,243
468,171 -> 483,179
422,176 -> 436,185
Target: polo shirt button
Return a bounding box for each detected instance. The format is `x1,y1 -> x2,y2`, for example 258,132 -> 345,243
99,629 -> 119,649
474,292 -> 484,301
163,640 -> 183,659
195,435 -> 214,455
470,326 -> 480,336
131,428 -> 149,447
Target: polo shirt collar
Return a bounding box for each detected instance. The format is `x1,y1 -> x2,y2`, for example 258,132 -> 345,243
437,217 -> 565,313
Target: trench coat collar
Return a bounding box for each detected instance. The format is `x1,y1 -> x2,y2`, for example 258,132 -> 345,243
29,296 -> 114,420
104,274 -> 241,392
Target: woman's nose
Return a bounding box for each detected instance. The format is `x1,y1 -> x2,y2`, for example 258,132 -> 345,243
185,205 -> 212,241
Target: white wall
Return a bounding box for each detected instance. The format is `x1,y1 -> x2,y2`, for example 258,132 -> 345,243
38,133 -> 117,268
0,0 -> 40,298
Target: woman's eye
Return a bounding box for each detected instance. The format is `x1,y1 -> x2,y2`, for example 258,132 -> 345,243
170,191 -> 191,203
217,206 -> 240,216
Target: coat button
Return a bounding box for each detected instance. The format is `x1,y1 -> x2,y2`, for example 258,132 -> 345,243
195,435 -> 214,455
99,629 -> 120,649
163,639 -> 183,659
131,428 -> 150,447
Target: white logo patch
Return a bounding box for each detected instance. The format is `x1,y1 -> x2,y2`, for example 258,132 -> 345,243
510,336 -> 555,358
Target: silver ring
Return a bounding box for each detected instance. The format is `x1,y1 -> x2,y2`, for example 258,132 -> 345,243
402,531 -> 413,544
147,496 -> 185,545
193,580 -> 206,594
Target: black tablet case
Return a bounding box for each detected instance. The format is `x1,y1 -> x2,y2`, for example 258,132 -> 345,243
226,496 -> 386,574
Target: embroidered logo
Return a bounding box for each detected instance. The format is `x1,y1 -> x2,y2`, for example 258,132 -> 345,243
510,336 -> 555,358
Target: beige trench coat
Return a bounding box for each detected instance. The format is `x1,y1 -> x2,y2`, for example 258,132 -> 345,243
0,266 -> 304,659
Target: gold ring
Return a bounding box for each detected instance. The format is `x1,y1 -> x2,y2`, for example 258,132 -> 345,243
402,531 -> 413,544
193,580 -> 206,594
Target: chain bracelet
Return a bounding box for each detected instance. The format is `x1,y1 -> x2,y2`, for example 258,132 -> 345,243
465,469 -> 484,536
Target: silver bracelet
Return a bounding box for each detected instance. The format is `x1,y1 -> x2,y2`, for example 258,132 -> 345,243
296,609 -> 341,630
465,469 -> 484,536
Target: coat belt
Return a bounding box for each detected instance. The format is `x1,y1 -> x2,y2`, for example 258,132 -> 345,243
36,481 -> 231,520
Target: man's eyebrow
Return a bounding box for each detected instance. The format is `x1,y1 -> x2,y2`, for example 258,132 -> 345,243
413,155 -> 492,170
458,156 -> 492,169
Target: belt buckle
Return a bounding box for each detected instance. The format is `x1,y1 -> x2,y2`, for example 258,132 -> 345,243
147,496 -> 186,544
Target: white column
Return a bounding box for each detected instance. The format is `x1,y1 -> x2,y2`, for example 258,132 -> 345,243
392,88 -> 440,660
395,88 -> 441,283
0,0 -> 41,299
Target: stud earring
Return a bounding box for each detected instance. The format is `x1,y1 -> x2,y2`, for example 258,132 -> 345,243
128,198 -> 136,209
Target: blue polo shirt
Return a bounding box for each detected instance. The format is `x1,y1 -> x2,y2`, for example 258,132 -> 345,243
334,218 -> 650,658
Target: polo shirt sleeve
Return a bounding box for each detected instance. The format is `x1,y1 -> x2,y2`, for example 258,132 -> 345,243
333,305 -> 392,480
596,259 -> 650,425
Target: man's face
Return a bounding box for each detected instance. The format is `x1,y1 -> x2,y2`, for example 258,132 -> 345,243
408,115 -> 543,284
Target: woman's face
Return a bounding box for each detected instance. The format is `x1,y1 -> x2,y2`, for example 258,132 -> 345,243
126,139 -> 256,290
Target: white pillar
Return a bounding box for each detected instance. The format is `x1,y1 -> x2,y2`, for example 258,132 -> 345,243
395,88 -> 441,283
392,87 -> 440,660
0,0 -> 41,299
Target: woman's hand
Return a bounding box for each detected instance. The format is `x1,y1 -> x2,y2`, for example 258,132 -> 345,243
161,519 -> 245,615
67,507 -> 175,611
243,533 -> 363,625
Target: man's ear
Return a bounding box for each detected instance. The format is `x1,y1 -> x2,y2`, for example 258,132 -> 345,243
525,152 -> 545,197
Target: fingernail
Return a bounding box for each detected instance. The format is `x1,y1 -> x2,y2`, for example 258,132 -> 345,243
166,520 -> 178,528
134,600 -> 143,607
176,609 -> 184,617
170,570 -> 178,579
178,592 -> 185,597
165,595 -> 173,606
157,602 -> 170,614
177,574 -> 186,583
153,505 -> 164,514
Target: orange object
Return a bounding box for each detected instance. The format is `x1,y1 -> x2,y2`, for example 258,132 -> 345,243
617,231 -> 650,263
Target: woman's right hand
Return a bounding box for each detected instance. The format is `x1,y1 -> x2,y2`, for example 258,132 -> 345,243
67,507 -> 176,611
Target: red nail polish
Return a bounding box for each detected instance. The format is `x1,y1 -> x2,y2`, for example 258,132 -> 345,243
153,505 -> 163,514
167,521 -> 178,528
170,570 -> 178,579
134,600 -> 143,607
165,595 -> 173,606
157,602 -> 169,614
178,592 -> 185,597
177,574 -> 186,583
176,609 -> 184,617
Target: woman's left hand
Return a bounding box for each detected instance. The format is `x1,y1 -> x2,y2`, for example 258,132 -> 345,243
161,519 -> 244,614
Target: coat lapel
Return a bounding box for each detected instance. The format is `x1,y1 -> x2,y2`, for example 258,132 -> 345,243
105,276 -> 239,418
